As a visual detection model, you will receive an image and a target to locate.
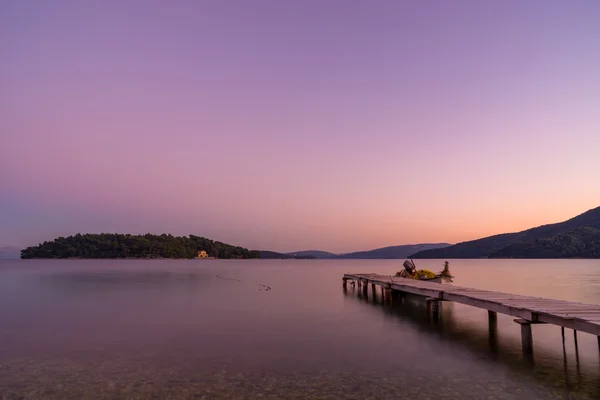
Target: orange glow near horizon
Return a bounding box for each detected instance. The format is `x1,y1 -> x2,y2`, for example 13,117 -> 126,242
1,2 -> 600,252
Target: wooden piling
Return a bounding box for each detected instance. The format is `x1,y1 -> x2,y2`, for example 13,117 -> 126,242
427,298 -> 440,322
488,310 -> 497,329
521,322 -> 533,355
488,312 -> 498,354
574,330 -> 581,372
514,319 -> 533,355
396,290 -> 405,304
383,287 -> 392,305
427,298 -> 439,314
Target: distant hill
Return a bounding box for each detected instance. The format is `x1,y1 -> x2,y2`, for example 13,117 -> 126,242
259,251 -> 317,259
285,250 -> 336,259
489,227 -> 600,258
334,243 -> 451,259
20,233 -> 259,259
0,247 -> 21,260
277,244 -> 452,259
411,205 -> 600,259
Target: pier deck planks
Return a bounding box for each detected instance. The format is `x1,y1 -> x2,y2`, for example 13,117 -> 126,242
343,274 -> 600,336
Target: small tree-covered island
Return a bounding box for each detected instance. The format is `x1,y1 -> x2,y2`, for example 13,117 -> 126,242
20,233 -> 260,259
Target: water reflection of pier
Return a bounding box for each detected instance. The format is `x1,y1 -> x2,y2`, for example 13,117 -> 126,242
343,284 -> 600,399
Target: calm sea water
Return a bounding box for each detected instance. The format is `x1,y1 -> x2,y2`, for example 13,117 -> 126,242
1,259 -> 599,399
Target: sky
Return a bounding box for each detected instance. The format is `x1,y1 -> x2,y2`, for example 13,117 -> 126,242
1,0 -> 600,253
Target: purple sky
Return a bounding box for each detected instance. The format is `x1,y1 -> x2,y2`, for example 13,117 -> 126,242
1,1 -> 600,253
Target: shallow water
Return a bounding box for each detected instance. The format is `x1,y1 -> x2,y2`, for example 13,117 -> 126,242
0,259 -> 599,399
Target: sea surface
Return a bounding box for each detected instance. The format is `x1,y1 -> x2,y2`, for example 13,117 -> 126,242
1,259 -> 599,399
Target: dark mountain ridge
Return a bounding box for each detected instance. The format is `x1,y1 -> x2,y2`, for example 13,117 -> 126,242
259,251 -> 317,259
410,206 -> 600,259
489,227 -> 600,258
333,243 -> 451,259
266,244 -> 452,259
285,250 -> 336,258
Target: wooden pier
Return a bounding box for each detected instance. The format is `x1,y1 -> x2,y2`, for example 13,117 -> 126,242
343,273 -> 600,354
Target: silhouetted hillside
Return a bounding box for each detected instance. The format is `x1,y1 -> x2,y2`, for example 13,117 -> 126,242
285,250 -> 336,258
489,227 -> 600,258
259,251 -> 316,259
411,206 -> 600,258
21,234 -> 260,259
334,243 -> 451,259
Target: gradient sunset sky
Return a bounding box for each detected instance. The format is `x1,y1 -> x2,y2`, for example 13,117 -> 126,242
1,1 -> 599,253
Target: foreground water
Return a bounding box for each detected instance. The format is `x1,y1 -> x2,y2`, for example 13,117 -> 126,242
1,259 -> 599,399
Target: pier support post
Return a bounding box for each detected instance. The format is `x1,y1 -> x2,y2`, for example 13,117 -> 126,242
426,298 -> 439,313
488,311 -> 498,349
383,288 -> 393,305
371,284 -> 378,304
362,280 -> 368,297
396,290 -> 405,304
514,319 -> 533,355
488,310 -> 497,329
427,298 -> 440,321
342,278 -> 347,289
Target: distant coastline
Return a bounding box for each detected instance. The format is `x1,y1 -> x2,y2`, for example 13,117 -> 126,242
14,235 -> 451,261
15,207 -> 600,262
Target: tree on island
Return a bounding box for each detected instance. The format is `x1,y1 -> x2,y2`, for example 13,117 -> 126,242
20,233 -> 260,259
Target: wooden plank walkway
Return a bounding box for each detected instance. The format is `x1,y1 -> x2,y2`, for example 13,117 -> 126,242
343,273 -> 600,337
